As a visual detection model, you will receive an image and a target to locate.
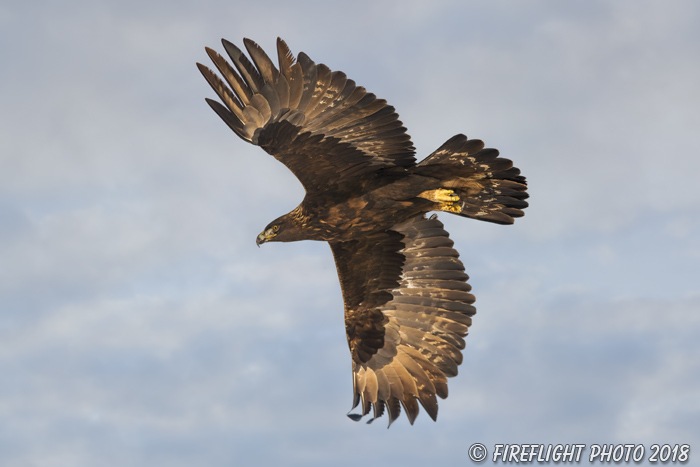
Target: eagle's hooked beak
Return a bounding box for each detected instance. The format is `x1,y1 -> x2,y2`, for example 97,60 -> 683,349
256,228 -> 276,247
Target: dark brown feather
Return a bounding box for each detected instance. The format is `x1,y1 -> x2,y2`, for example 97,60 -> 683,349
221,39 -> 264,94
243,38 -> 279,84
199,38 -> 530,426
200,38 -> 417,195
332,214 -> 476,425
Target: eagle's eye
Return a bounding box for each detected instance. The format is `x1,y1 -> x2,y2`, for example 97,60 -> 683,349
272,225 -> 280,233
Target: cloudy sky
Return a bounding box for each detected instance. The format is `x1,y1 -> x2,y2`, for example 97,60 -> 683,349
2,1 -> 699,465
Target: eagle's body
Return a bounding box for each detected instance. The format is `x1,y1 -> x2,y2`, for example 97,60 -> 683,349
198,38 -> 528,426
270,171 -> 442,242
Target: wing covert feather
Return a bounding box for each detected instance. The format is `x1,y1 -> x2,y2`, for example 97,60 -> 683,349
198,38 -> 416,194
330,214 -> 475,426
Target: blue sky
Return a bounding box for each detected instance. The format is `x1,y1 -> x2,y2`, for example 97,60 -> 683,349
1,1 -> 699,465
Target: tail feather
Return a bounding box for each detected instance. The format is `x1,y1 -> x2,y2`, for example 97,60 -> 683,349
415,134 -> 528,225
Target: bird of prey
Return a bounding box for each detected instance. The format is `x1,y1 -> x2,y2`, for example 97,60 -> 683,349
197,37 -> 528,426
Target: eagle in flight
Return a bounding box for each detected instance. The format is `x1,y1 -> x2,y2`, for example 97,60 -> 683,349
197,38 -> 528,426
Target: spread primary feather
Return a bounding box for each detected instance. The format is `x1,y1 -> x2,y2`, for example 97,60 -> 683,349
197,37 -> 529,426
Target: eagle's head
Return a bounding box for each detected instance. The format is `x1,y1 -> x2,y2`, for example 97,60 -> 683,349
256,205 -> 330,246
256,217 -> 287,246
255,213 -> 307,246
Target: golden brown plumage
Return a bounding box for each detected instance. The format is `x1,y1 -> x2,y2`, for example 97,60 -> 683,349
198,37 -> 528,425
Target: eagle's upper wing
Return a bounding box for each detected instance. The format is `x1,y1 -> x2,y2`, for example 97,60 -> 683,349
329,214 -> 475,425
197,38 -> 415,194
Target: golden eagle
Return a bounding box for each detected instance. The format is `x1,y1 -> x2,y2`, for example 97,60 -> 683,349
197,38 -> 528,426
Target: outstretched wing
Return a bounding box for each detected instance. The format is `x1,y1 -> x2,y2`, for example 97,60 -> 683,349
197,38 -> 415,194
329,214 -> 475,426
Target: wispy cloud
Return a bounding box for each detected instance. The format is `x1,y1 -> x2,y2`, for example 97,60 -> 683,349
1,1 -> 698,465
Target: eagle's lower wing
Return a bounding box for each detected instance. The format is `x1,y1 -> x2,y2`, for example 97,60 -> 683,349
198,38 -> 415,194
329,215 -> 475,426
